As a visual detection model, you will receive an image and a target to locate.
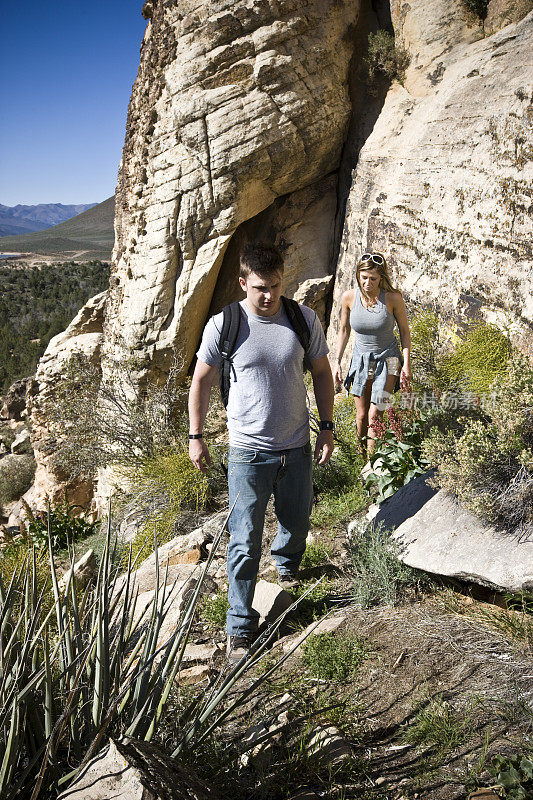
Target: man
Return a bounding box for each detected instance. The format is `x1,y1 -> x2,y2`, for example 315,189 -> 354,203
188,242 -> 334,659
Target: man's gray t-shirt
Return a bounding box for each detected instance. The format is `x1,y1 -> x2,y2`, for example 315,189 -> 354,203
197,300 -> 329,451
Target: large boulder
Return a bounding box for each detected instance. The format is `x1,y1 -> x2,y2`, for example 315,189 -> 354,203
0,378 -> 35,420
373,476 -> 533,593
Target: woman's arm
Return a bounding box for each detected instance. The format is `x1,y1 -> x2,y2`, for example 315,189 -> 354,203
333,289 -> 354,384
390,292 -> 412,380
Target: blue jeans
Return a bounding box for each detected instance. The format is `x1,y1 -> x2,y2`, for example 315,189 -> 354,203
226,443 -> 313,635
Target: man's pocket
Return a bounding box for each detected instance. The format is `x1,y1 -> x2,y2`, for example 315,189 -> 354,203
228,447 -> 259,463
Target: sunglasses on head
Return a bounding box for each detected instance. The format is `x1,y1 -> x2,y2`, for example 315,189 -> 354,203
360,253 -> 384,266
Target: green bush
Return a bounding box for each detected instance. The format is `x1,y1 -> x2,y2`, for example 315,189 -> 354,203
422,354 -> 533,532
439,322 -> 511,395
0,453 -> 35,507
346,520 -> 424,608
366,30 -> 410,90
128,450 -> 210,563
302,631 -> 366,681
26,502 -> 98,552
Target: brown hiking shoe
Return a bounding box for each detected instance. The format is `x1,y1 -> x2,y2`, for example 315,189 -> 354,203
226,633 -> 257,662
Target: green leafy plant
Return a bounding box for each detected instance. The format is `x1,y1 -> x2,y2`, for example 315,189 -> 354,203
489,753 -> 533,799
302,632 -> 366,681
364,410 -> 429,502
346,520 -> 425,608
198,590 -> 229,629
25,501 -> 98,552
0,453 -> 35,507
366,29 -> 410,91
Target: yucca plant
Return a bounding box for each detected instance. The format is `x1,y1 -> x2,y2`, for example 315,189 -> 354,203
0,503 -> 325,799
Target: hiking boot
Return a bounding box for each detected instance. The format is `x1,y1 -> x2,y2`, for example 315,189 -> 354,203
226,633 -> 257,662
278,571 -> 299,591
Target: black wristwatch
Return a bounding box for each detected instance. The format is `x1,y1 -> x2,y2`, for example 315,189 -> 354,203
319,420 -> 335,432
189,433 -> 203,440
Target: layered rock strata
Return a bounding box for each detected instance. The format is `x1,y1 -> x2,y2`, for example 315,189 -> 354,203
108,0 -> 360,384
329,3 -> 533,361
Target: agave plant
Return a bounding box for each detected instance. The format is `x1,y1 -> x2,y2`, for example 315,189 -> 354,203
0,502 -> 325,799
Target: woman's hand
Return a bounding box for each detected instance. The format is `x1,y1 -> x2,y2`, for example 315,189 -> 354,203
400,367 -> 411,392
334,363 -> 343,385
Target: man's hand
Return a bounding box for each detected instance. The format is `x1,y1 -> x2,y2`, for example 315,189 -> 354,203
189,438 -> 212,473
314,430 -> 334,465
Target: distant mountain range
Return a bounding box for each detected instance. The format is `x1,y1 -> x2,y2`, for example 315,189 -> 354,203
0,196 -> 115,260
0,202 -> 98,236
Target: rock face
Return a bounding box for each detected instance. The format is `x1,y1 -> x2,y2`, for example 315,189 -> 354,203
329,3 -> 533,363
107,0 -> 359,384
28,291 -> 107,509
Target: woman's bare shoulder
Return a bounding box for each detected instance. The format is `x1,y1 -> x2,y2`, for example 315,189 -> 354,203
385,289 -> 404,306
341,288 -> 356,307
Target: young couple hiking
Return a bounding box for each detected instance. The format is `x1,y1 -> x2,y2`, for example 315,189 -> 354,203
188,242 -> 411,661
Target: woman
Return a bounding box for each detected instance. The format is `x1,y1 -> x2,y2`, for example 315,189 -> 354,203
334,252 -> 411,456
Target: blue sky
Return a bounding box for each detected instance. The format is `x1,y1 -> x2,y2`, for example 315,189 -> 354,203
0,1 -> 147,206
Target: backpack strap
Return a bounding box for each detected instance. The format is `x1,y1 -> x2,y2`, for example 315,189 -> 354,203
219,301 -> 242,408
281,295 -> 313,372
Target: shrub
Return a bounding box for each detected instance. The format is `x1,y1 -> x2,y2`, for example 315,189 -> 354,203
422,355 -> 533,533
346,519 -> 424,608
366,30 -> 410,90
128,450 -> 210,563
26,501 -> 98,552
461,0 -> 490,20
43,350 -> 189,478
0,453 -> 35,507
302,631 -> 366,681
439,322 -> 512,395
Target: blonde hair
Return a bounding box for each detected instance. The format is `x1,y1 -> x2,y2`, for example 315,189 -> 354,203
356,252 -> 398,302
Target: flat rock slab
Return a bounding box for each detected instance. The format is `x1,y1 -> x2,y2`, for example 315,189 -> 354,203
381,483 -> 533,594
252,580 -> 293,626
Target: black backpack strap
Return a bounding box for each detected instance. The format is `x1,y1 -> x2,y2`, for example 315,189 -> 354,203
281,295 -> 313,372
219,301 -> 241,408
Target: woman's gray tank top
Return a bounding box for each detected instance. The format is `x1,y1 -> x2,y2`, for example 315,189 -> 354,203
349,288 -> 396,352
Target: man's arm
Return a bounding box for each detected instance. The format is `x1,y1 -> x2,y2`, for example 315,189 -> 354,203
188,359 -> 219,472
310,355 -> 335,465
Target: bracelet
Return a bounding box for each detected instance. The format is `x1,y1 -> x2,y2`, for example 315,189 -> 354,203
319,420 -> 335,432
189,433 -> 203,440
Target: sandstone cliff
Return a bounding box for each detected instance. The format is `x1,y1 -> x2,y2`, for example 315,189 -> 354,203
107,0 -> 360,386
329,2 -> 533,358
